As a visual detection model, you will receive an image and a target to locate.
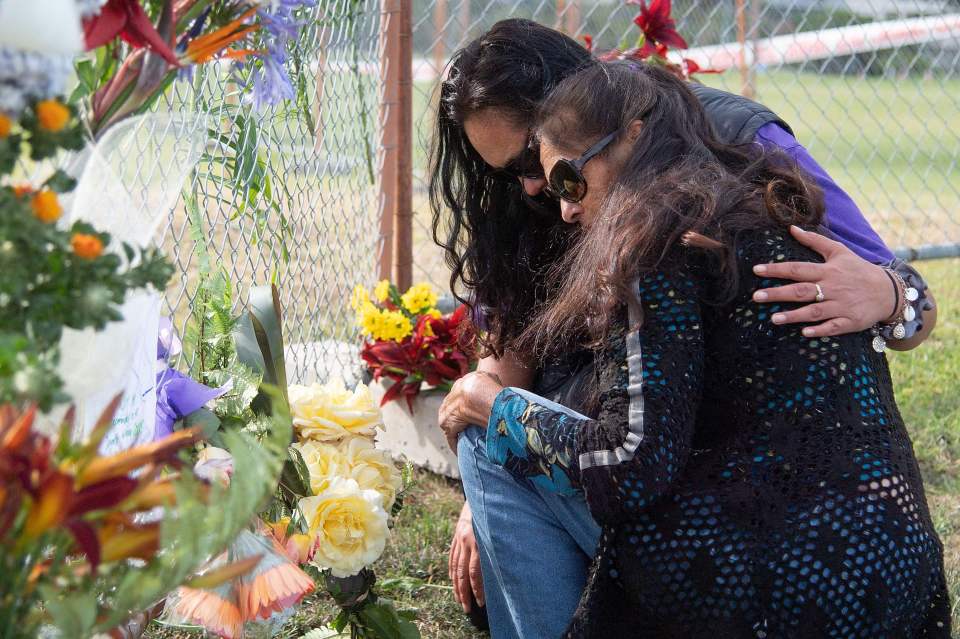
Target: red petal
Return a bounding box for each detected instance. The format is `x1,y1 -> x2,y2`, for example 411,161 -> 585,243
69,477 -> 138,517
121,0 -> 180,65
66,520 -> 101,570
83,0 -> 127,50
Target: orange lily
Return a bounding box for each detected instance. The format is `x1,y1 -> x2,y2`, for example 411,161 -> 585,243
76,426 -> 201,488
122,474 -> 193,511
22,471 -> 73,539
182,7 -> 259,64
98,516 -> 161,563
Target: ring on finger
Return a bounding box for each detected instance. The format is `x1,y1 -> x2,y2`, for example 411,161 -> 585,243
814,283 -> 825,303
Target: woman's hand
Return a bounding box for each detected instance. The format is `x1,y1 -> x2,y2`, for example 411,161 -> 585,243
449,501 -> 484,612
751,226 -> 897,339
438,371 -> 504,453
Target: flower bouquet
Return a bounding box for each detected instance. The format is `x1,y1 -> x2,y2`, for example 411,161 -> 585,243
353,281 -> 476,411
161,268 -> 418,638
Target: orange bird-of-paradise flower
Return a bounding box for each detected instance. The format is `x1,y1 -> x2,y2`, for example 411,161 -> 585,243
630,0 -> 688,58
182,7 -> 260,64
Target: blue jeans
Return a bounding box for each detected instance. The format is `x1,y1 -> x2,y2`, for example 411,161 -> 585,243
458,426 -> 602,639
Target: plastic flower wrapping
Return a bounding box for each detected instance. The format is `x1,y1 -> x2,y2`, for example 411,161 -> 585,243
354,281 -> 477,410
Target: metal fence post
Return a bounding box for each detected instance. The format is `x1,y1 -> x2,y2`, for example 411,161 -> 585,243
378,0 -> 414,288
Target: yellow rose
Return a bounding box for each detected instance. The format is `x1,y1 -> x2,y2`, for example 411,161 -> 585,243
373,280 -> 391,303
339,437 -> 402,510
289,378 -> 383,443
400,283 -> 438,315
299,478 -> 389,577
293,439 -> 347,495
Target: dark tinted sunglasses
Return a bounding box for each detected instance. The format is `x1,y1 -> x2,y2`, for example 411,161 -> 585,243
544,129 -> 622,203
487,143 -> 545,182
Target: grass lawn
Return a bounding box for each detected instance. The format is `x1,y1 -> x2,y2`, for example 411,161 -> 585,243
145,257 -> 960,638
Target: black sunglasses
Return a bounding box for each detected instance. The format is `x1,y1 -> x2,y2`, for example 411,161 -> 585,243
487,140 -> 545,183
544,129 -> 622,203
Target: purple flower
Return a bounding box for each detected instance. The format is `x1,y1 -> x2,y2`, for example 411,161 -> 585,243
242,0 -> 316,111
247,45 -> 295,111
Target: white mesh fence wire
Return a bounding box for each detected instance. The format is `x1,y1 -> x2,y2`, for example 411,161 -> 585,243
411,0 -> 960,292
145,0 -> 385,386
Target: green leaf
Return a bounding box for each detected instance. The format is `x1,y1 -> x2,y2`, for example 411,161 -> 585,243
181,407 -> 221,439
358,600 -> 421,639
43,169 -> 78,194
41,590 -> 98,635
279,444 -> 312,499
234,313 -> 267,380
248,284 -> 288,401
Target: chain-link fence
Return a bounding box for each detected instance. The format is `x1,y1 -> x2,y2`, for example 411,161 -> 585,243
144,1 -> 386,385
410,0 -> 960,290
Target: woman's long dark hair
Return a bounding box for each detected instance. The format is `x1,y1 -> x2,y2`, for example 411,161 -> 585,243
518,61 -> 824,359
429,18 -> 592,356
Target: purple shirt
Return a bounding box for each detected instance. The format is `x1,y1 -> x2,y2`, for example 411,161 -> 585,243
755,122 -> 894,265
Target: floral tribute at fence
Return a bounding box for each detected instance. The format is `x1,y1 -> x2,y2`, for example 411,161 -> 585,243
583,0 -> 721,78
353,281 -> 476,410
1,1 -> 421,637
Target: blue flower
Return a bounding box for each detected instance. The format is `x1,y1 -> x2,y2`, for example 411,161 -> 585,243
246,45 -> 295,111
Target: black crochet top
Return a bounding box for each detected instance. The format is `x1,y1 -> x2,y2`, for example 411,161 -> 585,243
484,228 -> 949,638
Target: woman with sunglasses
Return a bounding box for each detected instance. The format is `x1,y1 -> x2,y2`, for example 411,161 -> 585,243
431,19 -> 938,638
438,60 -> 949,639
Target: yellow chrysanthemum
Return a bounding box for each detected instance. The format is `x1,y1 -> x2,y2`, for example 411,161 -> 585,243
379,309 -> 413,342
36,100 -> 70,132
0,113 -> 11,138
350,284 -> 371,313
373,280 -> 391,303
358,302 -> 412,342
401,283 -> 438,315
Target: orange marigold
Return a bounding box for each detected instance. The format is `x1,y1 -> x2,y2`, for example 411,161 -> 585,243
31,190 -> 62,223
13,184 -> 33,198
36,100 -> 70,132
0,113 -> 11,138
71,233 -> 104,260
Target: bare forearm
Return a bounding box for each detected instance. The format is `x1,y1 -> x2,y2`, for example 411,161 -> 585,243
477,350 -> 534,389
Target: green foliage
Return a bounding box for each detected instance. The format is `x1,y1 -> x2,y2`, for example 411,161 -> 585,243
0,100 -> 173,410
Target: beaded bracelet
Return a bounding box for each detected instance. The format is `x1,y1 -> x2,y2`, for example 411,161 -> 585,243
871,259 -> 932,352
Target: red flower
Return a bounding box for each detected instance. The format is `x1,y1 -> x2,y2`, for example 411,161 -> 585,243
683,58 -> 722,76
631,0 -> 688,58
83,0 -> 179,66
361,305 -> 477,411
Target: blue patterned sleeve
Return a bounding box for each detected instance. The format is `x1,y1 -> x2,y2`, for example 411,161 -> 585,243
486,387 -> 591,497
484,265 -> 706,520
